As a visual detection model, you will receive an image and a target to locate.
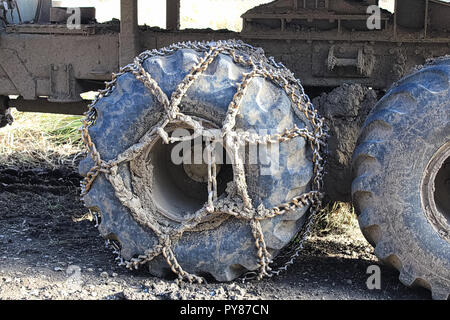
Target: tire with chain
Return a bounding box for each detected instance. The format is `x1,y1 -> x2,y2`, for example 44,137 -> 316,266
79,41 -> 325,282
352,57 -> 450,299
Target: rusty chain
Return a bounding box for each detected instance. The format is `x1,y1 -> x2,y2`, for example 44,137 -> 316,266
80,40 -> 327,284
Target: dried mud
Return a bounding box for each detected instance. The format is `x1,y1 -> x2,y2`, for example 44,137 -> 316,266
312,84 -> 380,202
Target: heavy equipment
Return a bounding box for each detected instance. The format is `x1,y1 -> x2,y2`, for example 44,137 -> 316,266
0,0 -> 448,299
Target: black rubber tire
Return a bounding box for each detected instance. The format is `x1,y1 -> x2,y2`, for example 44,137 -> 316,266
79,43 -> 316,281
352,57 -> 450,299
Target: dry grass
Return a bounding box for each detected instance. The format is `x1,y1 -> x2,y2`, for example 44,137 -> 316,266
312,202 -> 360,236
0,109 -> 84,169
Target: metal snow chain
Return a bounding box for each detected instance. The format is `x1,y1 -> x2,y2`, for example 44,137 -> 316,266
240,197 -> 322,282
80,40 -> 327,284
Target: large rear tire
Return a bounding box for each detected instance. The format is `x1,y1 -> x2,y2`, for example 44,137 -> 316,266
352,57 -> 450,299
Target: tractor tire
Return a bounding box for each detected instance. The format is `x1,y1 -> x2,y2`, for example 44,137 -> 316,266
352,57 -> 450,299
79,42 -> 319,281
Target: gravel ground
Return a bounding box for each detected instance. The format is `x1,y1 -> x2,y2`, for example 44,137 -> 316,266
0,166 -> 432,300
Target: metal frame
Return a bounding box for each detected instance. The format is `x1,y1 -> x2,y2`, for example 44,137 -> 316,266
120,0 -> 138,66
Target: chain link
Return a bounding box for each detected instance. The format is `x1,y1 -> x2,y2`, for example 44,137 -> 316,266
81,40 -> 327,284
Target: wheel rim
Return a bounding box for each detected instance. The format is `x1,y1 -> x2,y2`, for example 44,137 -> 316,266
140,127 -> 233,223
421,142 -> 450,243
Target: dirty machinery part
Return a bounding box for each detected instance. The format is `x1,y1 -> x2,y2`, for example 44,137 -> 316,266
312,83 -> 379,202
0,96 -> 12,128
79,40 -> 326,283
352,57 -> 450,299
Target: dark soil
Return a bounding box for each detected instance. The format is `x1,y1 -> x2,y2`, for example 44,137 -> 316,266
0,166 -> 431,300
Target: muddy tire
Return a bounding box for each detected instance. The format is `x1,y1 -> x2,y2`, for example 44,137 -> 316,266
79,42 -> 317,281
352,57 -> 450,299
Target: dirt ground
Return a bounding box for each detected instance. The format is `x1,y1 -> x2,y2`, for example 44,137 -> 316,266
0,165 -> 432,300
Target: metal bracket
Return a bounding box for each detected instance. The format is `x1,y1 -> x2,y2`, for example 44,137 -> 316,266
327,45 -> 374,77
49,63 -> 82,102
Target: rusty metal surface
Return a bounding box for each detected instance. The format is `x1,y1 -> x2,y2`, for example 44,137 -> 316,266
0,48 -> 36,100
0,32 -> 119,98
119,0 -> 138,66
166,0 -> 180,31
242,0 -> 450,40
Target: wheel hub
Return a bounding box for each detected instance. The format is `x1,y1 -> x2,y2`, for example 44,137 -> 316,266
183,146 -> 222,183
144,132 -> 232,223
421,142 -> 450,242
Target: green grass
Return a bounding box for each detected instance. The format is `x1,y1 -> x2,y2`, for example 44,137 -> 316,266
42,115 -> 83,146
